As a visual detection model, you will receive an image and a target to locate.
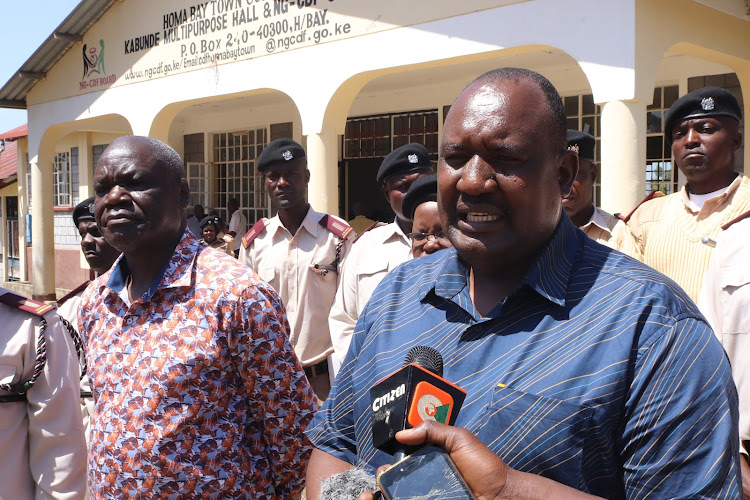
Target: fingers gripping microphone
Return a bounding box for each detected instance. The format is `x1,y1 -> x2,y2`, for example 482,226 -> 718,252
370,346 -> 467,460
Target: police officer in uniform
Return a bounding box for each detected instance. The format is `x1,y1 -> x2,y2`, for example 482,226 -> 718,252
563,130 -> 623,248
57,197 -> 120,459
328,143 -> 432,376
239,138 -> 353,399
199,215 -> 235,255
0,287 -> 87,499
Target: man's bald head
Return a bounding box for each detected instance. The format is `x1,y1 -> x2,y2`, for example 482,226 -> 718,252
470,67 -> 568,153
99,135 -> 186,181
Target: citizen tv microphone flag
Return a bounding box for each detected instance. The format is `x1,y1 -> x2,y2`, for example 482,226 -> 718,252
370,346 -> 467,456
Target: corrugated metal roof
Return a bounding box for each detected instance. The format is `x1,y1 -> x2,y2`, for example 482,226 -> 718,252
0,0 -> 119,109
0,124 -> 28,141
0,140 -> 19,181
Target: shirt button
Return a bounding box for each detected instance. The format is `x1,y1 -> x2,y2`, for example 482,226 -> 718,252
98,457 -> 105,465
126,317 -> 134,325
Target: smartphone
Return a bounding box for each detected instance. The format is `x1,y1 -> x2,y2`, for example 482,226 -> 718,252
376,445 -> 477,500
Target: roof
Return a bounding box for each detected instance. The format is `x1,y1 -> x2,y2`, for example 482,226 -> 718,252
0,140 -> 19,182
0,0 -> 119,110
0,124 -> 28,141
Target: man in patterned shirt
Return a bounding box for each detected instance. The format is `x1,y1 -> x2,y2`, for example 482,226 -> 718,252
306,69 -> 742,498
79,135 -> 316,498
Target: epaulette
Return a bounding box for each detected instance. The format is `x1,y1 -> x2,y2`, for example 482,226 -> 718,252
722,209 -> 750,231
57,281 -> 90,307
319,215 -> 353,240
354,220 -> 387,244
241,218 -> 269,249
616,190 -> 666,223
0,291 -> 54,316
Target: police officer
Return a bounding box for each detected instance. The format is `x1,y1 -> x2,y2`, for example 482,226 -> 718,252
57,196 -> 120,471
563,130 -> 623,248
328,143 -> 432,376
617,87 -> 749,301
0,287 -> 87,498
238,138 -> 353,399
199,215 -> 234,255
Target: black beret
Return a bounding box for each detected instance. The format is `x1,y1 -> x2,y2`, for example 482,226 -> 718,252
665,87 -> 742,145
376,143 -> 432,185
200,215 -> 221,229
402,174 -> 438,221
566,130 -> 595,161
257,138 -> 306,172
72,196 -> 96,226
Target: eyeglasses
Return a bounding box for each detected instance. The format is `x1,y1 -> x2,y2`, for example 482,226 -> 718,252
408,231 -> 450,244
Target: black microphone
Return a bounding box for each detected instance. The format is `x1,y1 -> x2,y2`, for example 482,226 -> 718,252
370,346 -> 467,460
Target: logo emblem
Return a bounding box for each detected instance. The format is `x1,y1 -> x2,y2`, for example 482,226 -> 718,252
87,203 -> 95,215
282,150 -> 293,161
701,97 -> 715,111
408,382 -> 455,427
407,154 -> 419,164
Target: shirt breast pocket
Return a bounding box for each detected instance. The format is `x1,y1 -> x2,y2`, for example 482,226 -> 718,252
477,385 -> 593,490
0,364 -> 17,386
258,266 -> 277,287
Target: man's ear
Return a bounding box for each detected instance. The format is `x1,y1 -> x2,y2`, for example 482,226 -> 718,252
179,178 -> 190,209
731,130 -> 743,153
304,168 -> 311,184
380,182 -> 391,204
559,150 -> 578,197
590,161 -> 598,184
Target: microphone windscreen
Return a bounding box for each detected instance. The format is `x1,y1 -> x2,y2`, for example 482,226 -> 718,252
320,468 -> 377,500
403,345 -> 443,377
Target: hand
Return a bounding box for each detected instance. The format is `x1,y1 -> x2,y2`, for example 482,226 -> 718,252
359,420 -> 510,500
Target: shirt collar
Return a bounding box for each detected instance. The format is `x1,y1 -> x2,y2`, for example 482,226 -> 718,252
580,206 -> 612,234
104,229 -> 200,297
432,213 -> 577,309
680,174 -> 743,213
269,205 -> 319,237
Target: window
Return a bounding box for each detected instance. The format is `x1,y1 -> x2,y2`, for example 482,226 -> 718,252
212,129 -> 268,223
344,110 -> 439,160
646,85 -> 679,195
53,151 -> 72,207
565,94 -> 602,206
187,162 -> 209,208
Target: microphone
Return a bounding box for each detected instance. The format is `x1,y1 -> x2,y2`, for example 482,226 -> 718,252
370,346 -> 467,460
320,468 -> 377,500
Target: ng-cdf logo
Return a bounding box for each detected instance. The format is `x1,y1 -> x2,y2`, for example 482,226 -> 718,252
407,382 -> 455,427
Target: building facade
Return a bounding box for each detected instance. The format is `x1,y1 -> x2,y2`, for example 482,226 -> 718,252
0,0 -> 748,299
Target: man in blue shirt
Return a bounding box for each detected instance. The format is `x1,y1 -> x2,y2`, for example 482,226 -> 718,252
305,68 -> 742,499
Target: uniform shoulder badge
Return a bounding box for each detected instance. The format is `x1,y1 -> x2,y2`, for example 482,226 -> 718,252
319,214 -> 353,240
241,218 -> 269,248
0,291 -> 54,317
56,281 -> 91,307
353,220 -> 387,243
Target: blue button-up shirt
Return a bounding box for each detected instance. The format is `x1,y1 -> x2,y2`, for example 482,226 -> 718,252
306,214 -> 741,498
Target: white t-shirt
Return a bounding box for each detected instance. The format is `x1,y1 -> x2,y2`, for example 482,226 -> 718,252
228,209 -> 248,236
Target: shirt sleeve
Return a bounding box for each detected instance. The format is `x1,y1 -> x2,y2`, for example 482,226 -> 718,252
305,302 -> 369,467
27,313 -> 88,500
232,281 -> 317,498
621,314 -> 742,498
328,241 -> 359,377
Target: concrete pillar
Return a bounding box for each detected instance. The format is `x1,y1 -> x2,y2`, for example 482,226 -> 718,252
30,153 -> 56,301
16,139 -> 28,282
78,133 -> 93,199
305,129 -> 339,216
599,99 -> 647,216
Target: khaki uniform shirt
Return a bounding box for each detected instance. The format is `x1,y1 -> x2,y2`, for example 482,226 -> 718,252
328,221 -> 412,376
578,206 -> 623,249
616,175 -> 750,301
698,217 -> 750,456
0,288 -> 87,500
239,206 -> 352,366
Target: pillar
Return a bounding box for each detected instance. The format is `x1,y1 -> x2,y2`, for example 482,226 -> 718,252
16,139 -> 28,282
30,152 -> 56,301
305,129 -> 339,216
599,99 -> 647,216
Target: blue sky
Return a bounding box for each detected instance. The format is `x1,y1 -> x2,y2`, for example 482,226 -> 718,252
0,1 -> 81,133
